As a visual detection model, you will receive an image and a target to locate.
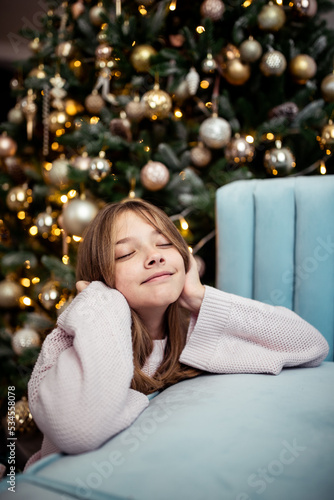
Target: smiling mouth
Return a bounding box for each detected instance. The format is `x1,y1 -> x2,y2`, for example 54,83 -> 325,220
142,272 -> 173,284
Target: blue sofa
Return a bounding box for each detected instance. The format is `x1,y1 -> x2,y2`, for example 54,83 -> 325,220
1,176 -> 333,500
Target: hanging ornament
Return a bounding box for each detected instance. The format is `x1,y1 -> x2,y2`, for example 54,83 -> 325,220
223,58 -> 251,85
48,110 -> 68,133
7,104 -> 24,125
56,40 -> 75,59
194,255 -> 206,278
268,102 -> 299,121
130,44 -> 157,72
220,44 -> 240,64
110,112 -> 132,141
47,157 -> 70,187
71,0 -> 85,19
190,142 -> 212,168
9,397 -> 36,433
89,2 -> 108,26
174,80 -> 191,103
260,50 -> 287,77
200,0 -> 225,21
321,74 -> 334,102
199,115 -> 231,149
29,37 -> 43,53
49,73 -> 67,111
11,328 -> 40,355
257,2 -> 286,31
140,160 -> 170,191
4,157 -> 27,184
0,134 -> 17,157
95,43 -> 113,61
239,37 -> 263,63
289,54 -> 317,84
202,51 -> 217,73
28,64 -> 47,80
89,151 -> 111,181
224,135 -> 255,165
264,140 -> 296,176
39,280 -> 61,310
291,0 -> 317,17
35,208 -> 56,235
321,120 -> 334,147
186,67 -> 200,95
6,185 -> 30,212
0,279 -> 24,308
125,95 -> 147,122
71,152 -> 92,172
142,83 -> 172,120
62,198 -> 99,236
92,68 -> 117,105
21,89 -> 37,140
85,90 -> 105,114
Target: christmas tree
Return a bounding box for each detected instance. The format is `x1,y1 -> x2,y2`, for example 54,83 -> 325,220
1,0 -> 334,469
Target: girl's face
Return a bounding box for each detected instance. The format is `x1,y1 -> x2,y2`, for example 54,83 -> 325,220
114,211 -> 186,315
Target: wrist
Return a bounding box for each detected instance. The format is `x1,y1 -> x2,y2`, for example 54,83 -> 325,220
188,285 -> 205,314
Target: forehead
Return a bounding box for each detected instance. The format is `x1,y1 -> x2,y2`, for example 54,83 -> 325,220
115,210 -> 158,237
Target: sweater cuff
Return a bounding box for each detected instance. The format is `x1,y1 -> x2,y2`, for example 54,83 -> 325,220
179,285 -> 231,370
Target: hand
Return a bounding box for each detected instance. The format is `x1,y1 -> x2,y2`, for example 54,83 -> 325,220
178,253 -> 205,314
76,280 -> 90,293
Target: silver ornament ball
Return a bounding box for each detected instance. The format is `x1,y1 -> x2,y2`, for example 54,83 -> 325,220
11,328 -> 40,355
62,198 -> 99,236
199,116 -> 231,149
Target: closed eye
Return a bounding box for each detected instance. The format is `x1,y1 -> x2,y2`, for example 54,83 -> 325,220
116,251 -> 135,260
157,243 -> 173,247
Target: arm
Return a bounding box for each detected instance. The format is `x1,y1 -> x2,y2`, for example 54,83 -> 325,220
179,257 -> 329,375
28,281 -> 149,455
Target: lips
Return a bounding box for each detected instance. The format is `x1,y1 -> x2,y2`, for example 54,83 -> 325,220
141,271 -> 173,284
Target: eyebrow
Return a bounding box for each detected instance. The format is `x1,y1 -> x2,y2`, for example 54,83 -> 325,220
116,229 -> 161,245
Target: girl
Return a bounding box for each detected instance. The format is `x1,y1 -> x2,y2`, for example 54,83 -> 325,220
25,199 -> 329,469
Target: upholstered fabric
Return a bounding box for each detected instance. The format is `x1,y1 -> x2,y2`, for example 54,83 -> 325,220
216,176 -> 334,361
1,363 -> 333,500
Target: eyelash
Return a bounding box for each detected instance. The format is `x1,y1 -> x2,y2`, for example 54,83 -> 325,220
116,243 -> 172,260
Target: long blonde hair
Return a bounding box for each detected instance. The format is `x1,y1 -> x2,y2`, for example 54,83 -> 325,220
76,199 -> 202,394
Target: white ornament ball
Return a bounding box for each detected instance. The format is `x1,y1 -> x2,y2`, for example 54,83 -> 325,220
89,156 -> 111,181
140,161 -> 170,191
62,199 -> 99,236
11,328 -> 40,355
199,116 -> 231,149
0,279 -> 24,308
260,50 -> 287,77
8,106 -> 24,125
71,154 -> 92,172
35,211 -> 55,235
190,144 -> 212,167
240,38 -> 263,63
200,0 -> 225,21
6,185 -> 29,211
39,280 -> 61,310
48,158 -> 70,187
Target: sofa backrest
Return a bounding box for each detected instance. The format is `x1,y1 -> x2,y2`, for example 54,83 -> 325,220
216,176 -> 334,361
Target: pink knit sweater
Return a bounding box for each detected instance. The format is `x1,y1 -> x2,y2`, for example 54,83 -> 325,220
25,281 -> 329,470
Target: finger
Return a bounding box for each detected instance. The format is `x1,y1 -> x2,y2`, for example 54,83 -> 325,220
76,280 -> 90,293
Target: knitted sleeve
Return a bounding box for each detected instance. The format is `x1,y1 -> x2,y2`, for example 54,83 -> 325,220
179,286 -> 329,375
28,281 -> 149,455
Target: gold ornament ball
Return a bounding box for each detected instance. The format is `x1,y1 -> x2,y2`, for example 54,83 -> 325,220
89,5 -> 108,26
29,37 -> 42,53
199,116 -> 231,149
260,50 -> 287,77
0,134 -> 17,157
224,136 -> 255,165
190,143 -> 212,167
0,279 -> 24,308
6,185 -> 29,211
224,59 -> 251,85
221,44 -> 240,63
142,86 -> 172,120
240,38 -> 263,63
35,211 -> 55,235
200,0 -> 225,21
39,280 -> 61,310
258,3 -> 286,31
11,328 -> 40,355
140,161 -> 170,191
130,45 -> 157,72
289,54 -> 317,84
264,143 -> 296,176
85,92 -> 105,114
8,106 -> 24,125
28,66 -> 47,79
321,121 -> 334,146
48,158 -> 70,187
321,74 -> 334,102
49,110 -> 69,133
89,156 -> 111,181
10,397 -> 35,433
125,99 -> 147,122
62,198 -> 99,236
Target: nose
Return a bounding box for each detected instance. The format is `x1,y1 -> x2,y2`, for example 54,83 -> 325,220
145,249 -> 166,267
